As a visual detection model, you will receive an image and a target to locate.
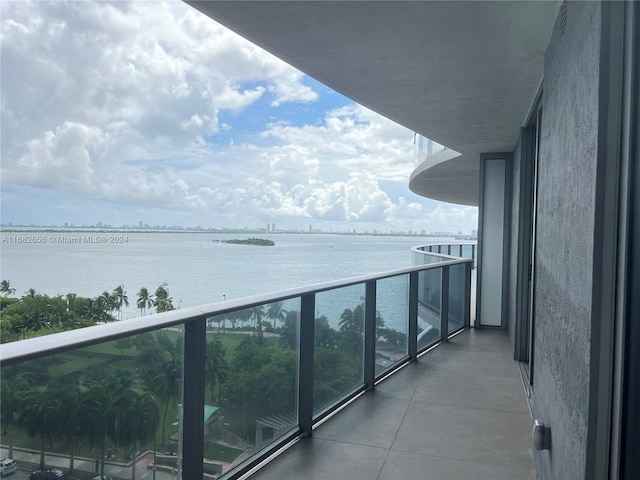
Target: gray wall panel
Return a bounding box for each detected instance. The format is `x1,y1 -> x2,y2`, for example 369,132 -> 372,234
532,2 -> 601,479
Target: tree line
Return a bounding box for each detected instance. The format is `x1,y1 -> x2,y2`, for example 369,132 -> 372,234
0,280 -> 176,343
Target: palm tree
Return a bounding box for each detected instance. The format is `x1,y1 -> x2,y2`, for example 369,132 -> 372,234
136,287 -> 153,316
267,302 -> 286,332
155,284 -> 169,302
65,293 -> 78,312
205,340 -> 228,403
250,305 -> 266,338
0,372 -> 34,458
80,298 -> 105,323
108,388 -> 160,480
113,285 -> 129,321
152,356 -> 182,446
23,288 -> 37,299
49,379 -> 83,475
81,369 -> 134,477
98,291 -> 117,321
339,306 -> 364,354
0,280 -> 15,297
154,284 -> 174,313
19,388 -> 59,470
339,305 -> 364,336
279,311 -> 299,350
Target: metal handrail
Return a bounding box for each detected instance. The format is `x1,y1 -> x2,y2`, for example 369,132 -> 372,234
0,258 -> 471,366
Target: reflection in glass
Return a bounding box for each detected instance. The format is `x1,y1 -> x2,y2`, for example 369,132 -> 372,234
0,327 -> 182,479
314,284 -> 365,413
448,264 -> 466,334
375,275 -> 408,375
205,299 -> 300,473
417,268 -> 442,351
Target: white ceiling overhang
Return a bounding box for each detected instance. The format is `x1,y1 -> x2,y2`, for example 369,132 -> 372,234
187,1 -> 558,206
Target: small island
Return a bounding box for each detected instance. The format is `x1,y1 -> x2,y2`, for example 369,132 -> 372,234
216,237 -> 275,246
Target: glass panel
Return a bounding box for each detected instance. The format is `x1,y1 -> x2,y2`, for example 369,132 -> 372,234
0,327 -> 183,480
413,250 -> 450,266
417,268 -> 442,351
205,299 -> 300,472
462,244 -> 473,261
375,275 -> 409,375
314,284 -> 365,414
448,263 -> 467,334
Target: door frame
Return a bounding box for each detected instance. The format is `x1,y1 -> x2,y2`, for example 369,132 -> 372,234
514,91 -> 542,387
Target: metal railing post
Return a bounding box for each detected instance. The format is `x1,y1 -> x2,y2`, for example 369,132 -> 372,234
182,318 -> 206,480
441,266 -> 450,341
299,293 -> 315,437
364,281 -> 377,389
464,261 -> 472,328
408,272 -> 418,360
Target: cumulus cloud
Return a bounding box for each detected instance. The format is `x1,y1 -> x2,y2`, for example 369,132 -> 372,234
262,104 -> 414,183
0,0 -> 477,233
1,1 -> 317,174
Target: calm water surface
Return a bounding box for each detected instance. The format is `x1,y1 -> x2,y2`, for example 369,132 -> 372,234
1,231 -> 451,329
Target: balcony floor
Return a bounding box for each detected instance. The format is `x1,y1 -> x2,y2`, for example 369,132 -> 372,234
251,329 -> 533,480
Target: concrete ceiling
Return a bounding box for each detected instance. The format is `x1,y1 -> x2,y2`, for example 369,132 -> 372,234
188,1 -> 558,206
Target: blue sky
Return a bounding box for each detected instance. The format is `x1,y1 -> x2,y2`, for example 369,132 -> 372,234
0,1 -> 477,233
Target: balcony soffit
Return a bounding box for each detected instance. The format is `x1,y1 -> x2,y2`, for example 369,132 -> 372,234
187,1 -> 559,206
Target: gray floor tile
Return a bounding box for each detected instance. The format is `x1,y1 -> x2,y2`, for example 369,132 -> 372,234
392,402 -> 533,470
314,393 -> 410,448
251,437 -> 388,480
413,368 -> 529,414
447,329 -> 512,353
379,449 -> 534,480
375,360 -> 428,400
424,345 -> 517,377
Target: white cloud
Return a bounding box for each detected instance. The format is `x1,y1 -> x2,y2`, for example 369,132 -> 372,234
11,122 -> 107,191
262,104 -> 414,183
0,1 -> 477,234
1,0 -> 317,169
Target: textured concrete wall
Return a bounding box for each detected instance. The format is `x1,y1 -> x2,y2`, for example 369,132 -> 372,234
532,2 -> 601,479
508,137 -> 522,354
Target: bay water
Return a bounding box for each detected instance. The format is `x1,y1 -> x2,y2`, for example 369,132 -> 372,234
0,231 -> 450,330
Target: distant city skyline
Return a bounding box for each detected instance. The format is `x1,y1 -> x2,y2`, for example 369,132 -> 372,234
0,1 -> 477,234
0,221 -> 477,238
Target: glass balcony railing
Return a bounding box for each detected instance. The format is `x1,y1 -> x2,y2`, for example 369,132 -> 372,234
0,256 -> 472,480
413,243 -> 478,269
413,133 -> 460,168
413,243 -> 477,339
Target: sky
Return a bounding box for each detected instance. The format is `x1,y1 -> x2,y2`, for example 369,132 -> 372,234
0,1 -> 478,234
